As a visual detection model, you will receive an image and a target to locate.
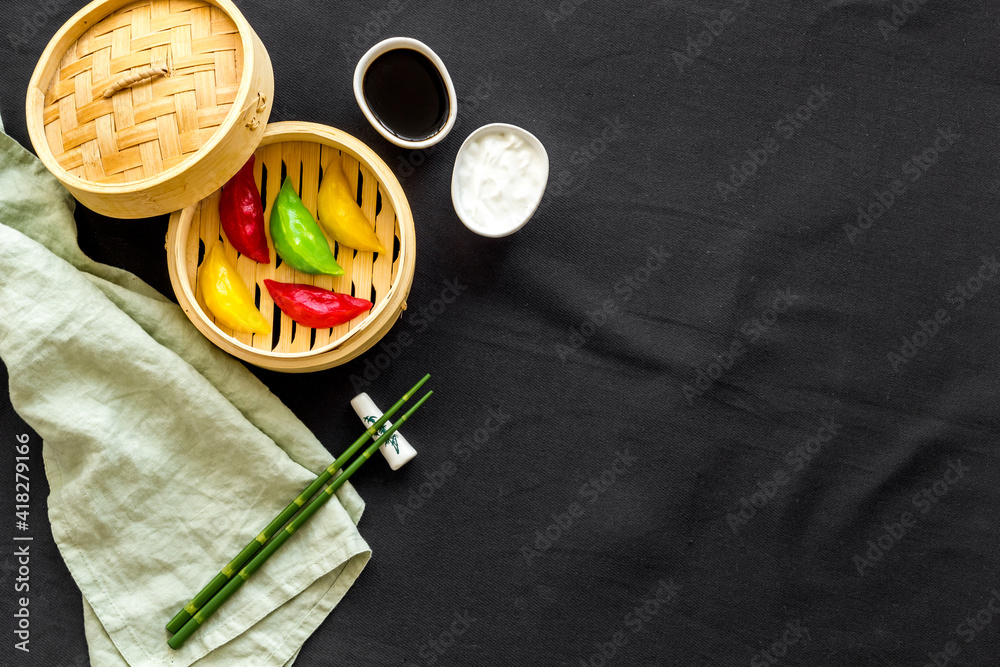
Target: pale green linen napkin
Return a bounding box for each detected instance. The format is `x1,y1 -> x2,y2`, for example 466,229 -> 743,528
0,119 -> 370,665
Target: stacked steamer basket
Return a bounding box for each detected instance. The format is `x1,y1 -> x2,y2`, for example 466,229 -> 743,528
165,122 -> 415,372
26,0 -> 416,372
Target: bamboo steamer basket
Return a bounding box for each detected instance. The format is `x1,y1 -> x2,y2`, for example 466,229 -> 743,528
25,0 -> 273,218
165,121 -> 416,373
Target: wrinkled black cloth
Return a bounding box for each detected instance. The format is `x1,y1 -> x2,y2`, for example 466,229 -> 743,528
3,1 -> 1000,665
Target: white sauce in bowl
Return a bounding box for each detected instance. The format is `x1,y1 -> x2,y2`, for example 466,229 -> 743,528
451,125 -> 548,236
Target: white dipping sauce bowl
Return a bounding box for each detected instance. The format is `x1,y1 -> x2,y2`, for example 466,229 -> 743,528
451,123 -> 549,238
354,37 -> 458,150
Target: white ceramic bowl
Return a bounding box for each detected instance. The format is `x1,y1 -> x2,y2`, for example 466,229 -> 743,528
353,37 -> 458,150
451,123 -> 549,238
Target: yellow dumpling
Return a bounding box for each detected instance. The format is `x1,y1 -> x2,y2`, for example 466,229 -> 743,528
198,244 -> 270,335
317,162 -> 387,254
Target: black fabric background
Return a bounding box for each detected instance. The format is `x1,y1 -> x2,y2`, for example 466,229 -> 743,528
3,1 -> 1000,665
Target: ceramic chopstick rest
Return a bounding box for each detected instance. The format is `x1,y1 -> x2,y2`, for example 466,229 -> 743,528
351,392 -> 417,470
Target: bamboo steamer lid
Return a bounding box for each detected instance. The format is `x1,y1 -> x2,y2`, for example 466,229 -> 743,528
25,0 -> 273,218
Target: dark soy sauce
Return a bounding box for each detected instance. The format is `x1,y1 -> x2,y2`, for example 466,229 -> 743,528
363,48 -> 448,141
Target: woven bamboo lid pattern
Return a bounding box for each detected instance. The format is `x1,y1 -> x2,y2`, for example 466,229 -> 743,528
27,0 -> 271,218
40,0 -> 244,184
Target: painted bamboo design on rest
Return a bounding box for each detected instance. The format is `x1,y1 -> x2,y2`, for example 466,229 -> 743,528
363,414 -> 401,454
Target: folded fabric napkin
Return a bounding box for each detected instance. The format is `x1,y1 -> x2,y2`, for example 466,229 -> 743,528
0,116 -> 370,666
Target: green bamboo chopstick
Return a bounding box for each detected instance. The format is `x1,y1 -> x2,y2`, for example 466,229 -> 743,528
168,390 -> 433,650
164,374 -> 430,635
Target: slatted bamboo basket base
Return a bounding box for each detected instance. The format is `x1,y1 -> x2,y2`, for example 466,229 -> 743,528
26,0 -> 272,218
166,121 -> 416,372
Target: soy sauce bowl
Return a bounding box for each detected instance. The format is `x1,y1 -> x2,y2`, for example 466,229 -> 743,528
354,37 -> 458,150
